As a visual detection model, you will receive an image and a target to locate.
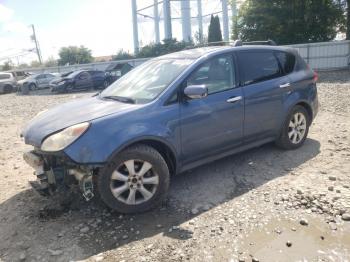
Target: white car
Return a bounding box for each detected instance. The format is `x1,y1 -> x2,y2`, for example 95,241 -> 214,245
17,73 -> 56,90
0,72 -> 17,94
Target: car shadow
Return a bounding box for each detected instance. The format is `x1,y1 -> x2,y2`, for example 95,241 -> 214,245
0,139 -> 320,261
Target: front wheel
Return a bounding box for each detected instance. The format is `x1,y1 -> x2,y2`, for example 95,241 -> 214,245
103,80 -> 109,89
276,105 -> 310,150
97,145 -> 170,213
29,83 -> 36,91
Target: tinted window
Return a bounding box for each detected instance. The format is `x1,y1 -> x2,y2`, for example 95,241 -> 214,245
238,51 -> 281,85
187,54 -> 235,94
79,72 -> 89,79
0,74 -> 10,80
36,75 -> 45,79
276,52 -> 296,75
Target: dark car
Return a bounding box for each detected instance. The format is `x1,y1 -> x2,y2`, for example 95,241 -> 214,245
105,62 -> 134,86
22,42 -> 318,213
86,70 -> 109,89
50,70 -> 93,93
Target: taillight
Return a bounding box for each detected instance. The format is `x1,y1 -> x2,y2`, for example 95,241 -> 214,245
313,71 -> 318,83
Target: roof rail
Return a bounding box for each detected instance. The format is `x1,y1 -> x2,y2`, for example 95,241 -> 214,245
242,40 -> 277,46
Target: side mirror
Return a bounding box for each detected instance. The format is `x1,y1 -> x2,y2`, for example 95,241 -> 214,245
184,85 -> 208,99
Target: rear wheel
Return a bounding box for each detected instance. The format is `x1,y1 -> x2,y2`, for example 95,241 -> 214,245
276,105 -> 310,150
3,85 -> 13,93
97,145 -> 170,213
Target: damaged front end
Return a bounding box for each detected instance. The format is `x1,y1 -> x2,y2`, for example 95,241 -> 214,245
23,149 -> 96,201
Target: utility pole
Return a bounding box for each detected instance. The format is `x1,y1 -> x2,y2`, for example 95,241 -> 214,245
221,0 -> 229,42
181,0 -> 192,42
30,24 -> 42,64
197,0 -> 203,43
163,0 -> 172,39
131,0 -> 139,54
154,0 -> 160,43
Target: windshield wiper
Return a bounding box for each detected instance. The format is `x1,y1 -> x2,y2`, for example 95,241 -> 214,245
101,95 -> 136,104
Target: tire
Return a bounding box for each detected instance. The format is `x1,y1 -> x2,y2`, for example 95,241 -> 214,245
29,83 -> 36,91
97,144 -> 170,213
4,85 -> 13,93
103,80 -> 109,89
276,105 -> 310,150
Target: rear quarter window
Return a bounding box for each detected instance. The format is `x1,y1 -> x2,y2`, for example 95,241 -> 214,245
275,51 -> 296,75
0,74 -> 10,80
237,51 -> 282,85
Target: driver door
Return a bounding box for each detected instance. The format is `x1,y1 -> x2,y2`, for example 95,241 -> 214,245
180,53 -> 244,165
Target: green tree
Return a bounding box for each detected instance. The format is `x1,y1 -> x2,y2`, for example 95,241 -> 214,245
112,49 -> 134,60
236,0 -> 344,44
30,60 -> 41,67
1,61 -> 13,71
58,46 -> 93,65
208,15 -> 223,45
44,56 -> 58,67
137,38 -> 193,58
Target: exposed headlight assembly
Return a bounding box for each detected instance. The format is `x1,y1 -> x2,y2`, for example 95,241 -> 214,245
41,122 -> 90,152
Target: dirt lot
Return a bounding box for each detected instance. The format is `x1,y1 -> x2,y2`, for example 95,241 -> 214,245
0,70 -> 349,262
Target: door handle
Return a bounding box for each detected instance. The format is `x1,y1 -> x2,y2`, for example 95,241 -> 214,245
227,96 -> 242,103
279,83 -> 291,89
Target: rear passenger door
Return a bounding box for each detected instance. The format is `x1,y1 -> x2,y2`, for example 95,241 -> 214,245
237,50 -> 291,142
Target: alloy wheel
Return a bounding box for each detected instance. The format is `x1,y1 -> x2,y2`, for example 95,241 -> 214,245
288,112 -> 307,144
110,159 -> 159,205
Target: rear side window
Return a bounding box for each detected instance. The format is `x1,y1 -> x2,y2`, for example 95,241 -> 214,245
275,51 -> 296,75
237,51 -> 281,85
0,74 -> 10,80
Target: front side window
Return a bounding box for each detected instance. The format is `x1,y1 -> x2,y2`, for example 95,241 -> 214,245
237,51 -> 282,85
101,58 -> 193,104
187,54 -> 235,94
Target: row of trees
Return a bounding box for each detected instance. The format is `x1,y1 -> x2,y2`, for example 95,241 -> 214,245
234,0 -> 350,44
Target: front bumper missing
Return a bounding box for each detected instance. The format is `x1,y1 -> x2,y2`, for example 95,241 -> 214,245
23,151 -> 53,196
23,150 -> 94,200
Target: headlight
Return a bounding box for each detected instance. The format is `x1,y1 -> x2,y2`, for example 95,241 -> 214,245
41,122 -> 90,152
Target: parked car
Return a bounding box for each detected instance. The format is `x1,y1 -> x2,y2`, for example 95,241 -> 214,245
50,70 -> 94,93
0,72 -> 17,94
105,62 -> 133,86
21,43 -> 318,213
17,73 -> 56,90
86,70 -> 109,89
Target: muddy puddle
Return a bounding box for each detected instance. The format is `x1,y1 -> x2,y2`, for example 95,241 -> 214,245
235,217 -> 350,262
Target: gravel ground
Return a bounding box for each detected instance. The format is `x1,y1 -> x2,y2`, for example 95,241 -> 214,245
0,70 -> 349,262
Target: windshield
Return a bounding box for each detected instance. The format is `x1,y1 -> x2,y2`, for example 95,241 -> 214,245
100,58 -> 193,104
66,71 -> 82,78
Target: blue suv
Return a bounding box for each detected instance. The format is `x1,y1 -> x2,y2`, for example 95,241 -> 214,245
22,43 -> 318,213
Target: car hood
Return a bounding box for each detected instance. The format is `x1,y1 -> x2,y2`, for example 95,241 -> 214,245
50,77 -> 70,84
22,96 -> 139,147
18,78 -> 32,84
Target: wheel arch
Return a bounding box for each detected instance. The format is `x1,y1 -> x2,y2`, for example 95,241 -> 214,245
108,136 -> 178,176
295,101 -> 313,121
3,84 -> 14,93
279,99 -> 313,137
